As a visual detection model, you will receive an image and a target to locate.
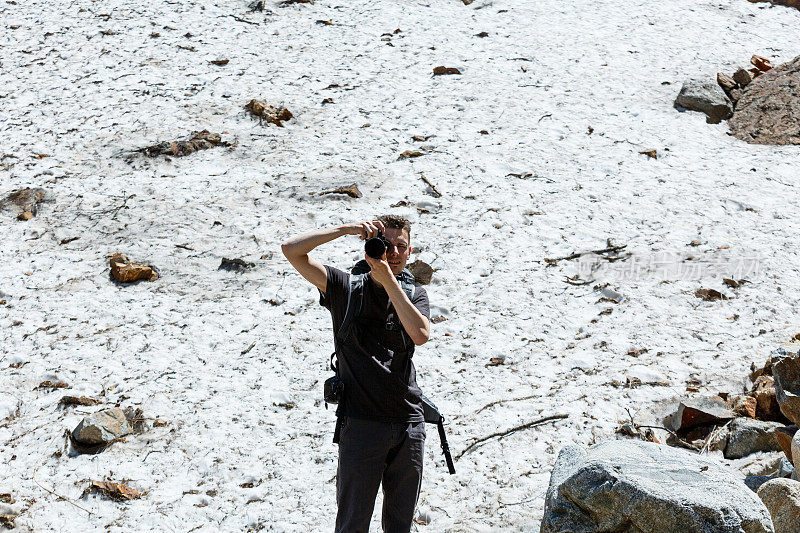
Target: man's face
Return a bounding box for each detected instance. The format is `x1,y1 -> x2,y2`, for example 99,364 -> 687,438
384,227 -> 411,276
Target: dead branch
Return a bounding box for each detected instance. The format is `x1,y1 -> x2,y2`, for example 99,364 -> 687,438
474,394 -> 538,415
455,414 -> 568,460
419,173 -> 442,198
543,242 -> 628,265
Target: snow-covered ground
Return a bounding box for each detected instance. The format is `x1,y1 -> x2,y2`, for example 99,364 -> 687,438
2,0 -> 800,530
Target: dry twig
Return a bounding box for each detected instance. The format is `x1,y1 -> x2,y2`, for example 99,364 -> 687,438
455,414 -> 568,460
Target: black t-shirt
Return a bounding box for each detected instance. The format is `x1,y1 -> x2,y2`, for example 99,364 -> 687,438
320,265 -> 429,422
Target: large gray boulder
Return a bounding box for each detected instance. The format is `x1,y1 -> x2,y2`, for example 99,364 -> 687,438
772,347 -> 800,426
674,79 -> 734,124
72,407 -> 131,445
540,440 -> 773,533
725,419 -> 786,459
757,478 -> 800,533
730,56 -> 800,145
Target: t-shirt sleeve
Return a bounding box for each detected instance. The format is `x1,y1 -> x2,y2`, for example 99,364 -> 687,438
319,265 -> 349,311
411,286 -> 430,319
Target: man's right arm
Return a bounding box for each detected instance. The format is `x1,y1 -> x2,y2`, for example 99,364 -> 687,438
280,221 -> 384,292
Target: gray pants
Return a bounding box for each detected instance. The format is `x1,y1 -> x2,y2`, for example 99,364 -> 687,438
335,417 -> 425,533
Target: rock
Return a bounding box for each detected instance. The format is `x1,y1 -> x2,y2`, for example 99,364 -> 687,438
772,348 -> 800,425
752,375 -> 784,421
59,395 -> 101,407
244,100 -> 293,127
757,478 -> 800,533
0,188 -> 46,218
139,130 -> 231,157
85,481 -> 141,501
793,431 -> 800,474
733,395 -> 758,418
734,67 -> 755,87
433,66 -> 461,75
778,457 -> 795,479
540,440 -> 773,533
751,55 -> 773,73
398,150 -> 424,160
695,288 -> 729,301
775,426 -> 797,463
664,396 -> 735,432
740,453 -> 787,477
318,184 -> 362,198
72,407 -> 131,445
109,253 -> 159,283
725,419 -> 785,459
674,79 -> 734,124
639,149 -> 658,159
219,258 -> 255,272
746,475 -> 774,493
730,56 -> 800,145
407,260 -> 434,285
718,72 -> 738,93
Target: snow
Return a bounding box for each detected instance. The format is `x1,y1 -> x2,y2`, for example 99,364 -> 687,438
2,0 -> 800,530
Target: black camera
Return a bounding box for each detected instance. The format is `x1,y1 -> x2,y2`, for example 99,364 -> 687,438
365,232 -> 391,259
324,375 -> 344,406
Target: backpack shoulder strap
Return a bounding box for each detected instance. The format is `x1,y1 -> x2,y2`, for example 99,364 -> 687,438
399,269 -> 417,301
336,272 -> 366,343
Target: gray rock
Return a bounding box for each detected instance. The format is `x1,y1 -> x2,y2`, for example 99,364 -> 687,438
793,431 -> 800,475
72,407 -> 131,445
757,478 -> 800,533
664,396 -> 735,432
725,419 -> 785,459
772,347 -> 800,426
778,457 -> 795,479
746,476 -> 775,493
730,56 -> 800,145
540,440 -> 773,533
675,79 -> 734,124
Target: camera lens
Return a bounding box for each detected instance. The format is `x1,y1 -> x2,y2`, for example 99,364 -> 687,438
365,236 -> 386,259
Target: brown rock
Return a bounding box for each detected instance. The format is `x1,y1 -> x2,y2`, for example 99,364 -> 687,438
59,396 -> 101,407
245,99 -> 293,126
751,375 -> 784,421
730,55 -> 800,145
109,254 -> 159,283
775,425 -> 797,463
407,260 -> 434,285
0,188 -> 46,218
732,395 -> 758,418
773,349 -> 800,425
639,149 -> 658,160
318,184 -> 362,198
733,67 -> 754,87
398,150 -> 424,160
717,72 -> 737,93
695,288 -> 728,301
751,55 -> 773,72
140,130 -> 230,157
664,397 -> 735,432
433,66 -> 461,75
85,481 -> 141,501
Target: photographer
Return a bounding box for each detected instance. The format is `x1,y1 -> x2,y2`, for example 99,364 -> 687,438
281,215 -> 431,533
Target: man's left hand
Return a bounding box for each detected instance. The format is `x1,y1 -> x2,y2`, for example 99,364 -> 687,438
364,253 -> 396,287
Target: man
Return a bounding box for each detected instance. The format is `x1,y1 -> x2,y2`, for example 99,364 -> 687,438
281,215 -> 430,533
